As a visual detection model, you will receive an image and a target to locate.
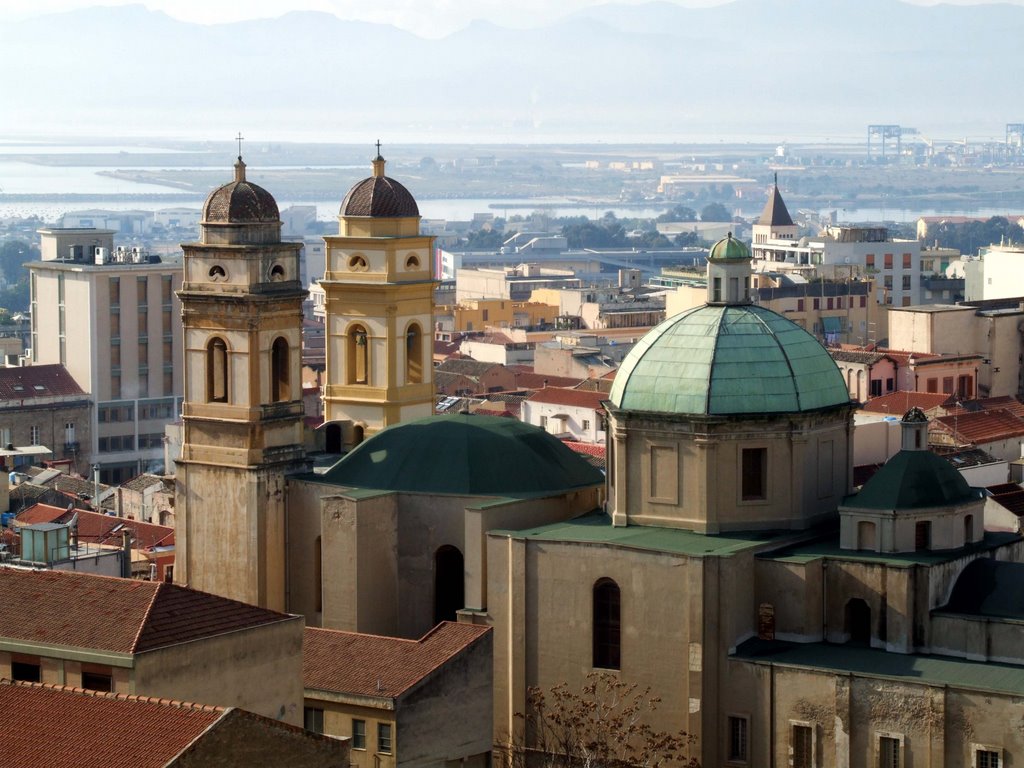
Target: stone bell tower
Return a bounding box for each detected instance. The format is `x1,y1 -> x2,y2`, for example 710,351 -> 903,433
320,147 -> 435,450
175,156 -> 307,610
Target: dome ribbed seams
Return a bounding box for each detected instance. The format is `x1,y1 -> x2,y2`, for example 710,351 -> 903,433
203,181 -> 279,224
340,176 -> 419,218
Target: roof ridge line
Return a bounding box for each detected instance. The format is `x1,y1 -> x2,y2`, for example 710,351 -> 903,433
748,306 -> 803,411
704,307 -> 726,414
1,679 -> 224,711
131,580 -> 165,653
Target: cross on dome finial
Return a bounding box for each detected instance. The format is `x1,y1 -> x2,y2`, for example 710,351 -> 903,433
375,139 -> 382,159
371,140 -> 386,178
236,132 -> 244,160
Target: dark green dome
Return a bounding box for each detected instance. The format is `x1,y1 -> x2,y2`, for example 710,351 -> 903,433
845,450 -> 982,511
609,304 -> 850,416
319,413 -> 603,496
707,232 -> 750,261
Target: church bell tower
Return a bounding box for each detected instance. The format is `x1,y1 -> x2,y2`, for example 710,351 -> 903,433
321,147 -> 435,449
175,155 -> 307,610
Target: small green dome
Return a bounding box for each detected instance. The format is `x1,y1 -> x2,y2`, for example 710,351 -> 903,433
707,232 -> 750,261
319,413 -> 603,496
609,304 -> 851,416
845,450 -> 982,511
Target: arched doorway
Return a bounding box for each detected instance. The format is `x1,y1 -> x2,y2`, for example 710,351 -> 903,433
434,545 -> 464,624
845,598 -> 871,646
324,423 -> 342,454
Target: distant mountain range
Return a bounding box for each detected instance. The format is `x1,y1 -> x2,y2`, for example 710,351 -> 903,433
1,0 -> 1020,143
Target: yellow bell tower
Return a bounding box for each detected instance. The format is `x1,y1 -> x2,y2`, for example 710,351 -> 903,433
175,156 -> 306,610
321,148 -> 435,449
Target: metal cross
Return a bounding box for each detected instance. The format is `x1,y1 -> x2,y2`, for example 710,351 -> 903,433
236,132 -> 244,158
376,139 -> 382,157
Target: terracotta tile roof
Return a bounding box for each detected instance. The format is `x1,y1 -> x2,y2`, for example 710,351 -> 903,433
935,409 -> 1024,445
513,372 -> 585,390
304,622 -> 490,699
0,680 -> 222,768
15,505 -> 174,548
0,567 -> 293,654
830,350 -> 890,365
861,391 -> 954,415
987,482 -> 1024,516
0,364 -> 86,401
121,473 -> 166,493
438,358 -> 504,377
947,396 -> 1024,419
526,387 -> 607,409
562,440 -> 606,456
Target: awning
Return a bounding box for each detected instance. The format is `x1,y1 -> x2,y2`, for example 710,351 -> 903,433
822,316 -> 841,333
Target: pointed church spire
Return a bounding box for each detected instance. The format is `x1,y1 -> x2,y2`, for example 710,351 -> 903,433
757,176 -> 794,227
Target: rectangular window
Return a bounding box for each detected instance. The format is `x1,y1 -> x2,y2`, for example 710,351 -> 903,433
865,254 -> 875,268
837,297 -> 844,309
109,277 -> 120,307
713,277 -> 722,302
812,298 -> 820,310
352,719 -> 366,750
884,253 -> 893,269
903,253 -> 912,269
977,749 -> 1001,768
728,716 -> 749,763
11,657 -> 40,683
582,419 -> 591,431
827,297 -> 834,310
378,723 -> 393,754
161,275 -> 173,305
958,374 -> 973,399
926,378 -> 938,393
797,299 -> 805,312
886,377 -> 894,393
741,448 -> 767,501
303,707 -> 324,734
82,670 -> 112,693
870,379 -> 882,398
879,735 -> 901,768
902,275 -> 911,291
792,724 -> 813,768
29,425 -> 40,445
860,296 -> 867,308
884,275 -> 893,290
942,376 -> 954,394
137,276 -> 148,308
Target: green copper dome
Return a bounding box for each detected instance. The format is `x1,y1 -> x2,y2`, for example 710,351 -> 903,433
707,232 -> 750,261
318,413 -> 603,496
609,304 -> 851,416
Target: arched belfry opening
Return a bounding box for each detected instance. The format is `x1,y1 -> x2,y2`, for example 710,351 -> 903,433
271,336 -> 290,402
347,324 -> 369,385
206,337 -> 229,403
845,598 -> 871,646
406,323 -> 423,384
434,545 -> 464,624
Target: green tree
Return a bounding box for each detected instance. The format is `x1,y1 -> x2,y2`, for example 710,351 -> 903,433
656,206 -> 697,223
699,203 -> 731,222
499,673 -> 699,768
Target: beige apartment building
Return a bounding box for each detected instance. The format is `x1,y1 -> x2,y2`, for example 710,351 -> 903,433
29,229 -> 183,483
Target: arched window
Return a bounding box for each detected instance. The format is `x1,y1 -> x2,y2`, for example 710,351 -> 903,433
206,337 -> 228,403
406,324 -> 423,384
845,598 -> 871,646
271,337 -> 290,402
964,514 -> 974,544
314,535 -> 323,613
324,423 -> 342,454
347,324 -> 369,385
593,578 -> 620,669
857,520 -> 876,551
434,545 -> 464,624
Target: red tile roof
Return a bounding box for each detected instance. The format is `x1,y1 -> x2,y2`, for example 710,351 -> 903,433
0,364 -> 86,401
513,372 -> 585,390
526,387 -> 607,409
0,681 -> 223,768
562,441 -> 606,458
861,391 -> 954,415
934,409 -> 1024,445
304,622 -> 490,699
0,567 -> 293,654
947,396 -> 1024,419
15,504 -> 174,548
987,483 -> 1024,517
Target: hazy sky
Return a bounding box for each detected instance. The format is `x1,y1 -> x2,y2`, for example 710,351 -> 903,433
2,0 -> 1021,37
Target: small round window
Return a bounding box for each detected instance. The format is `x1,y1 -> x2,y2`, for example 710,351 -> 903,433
208,265 -> 227,281
406,255 -> 420,270
348,255 -> 368,272
269,264 -> 285,281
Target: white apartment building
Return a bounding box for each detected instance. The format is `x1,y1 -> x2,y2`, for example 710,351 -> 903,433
750,186 -> 923,307
29,229 -> 183,484
964,243 -> 1024,302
